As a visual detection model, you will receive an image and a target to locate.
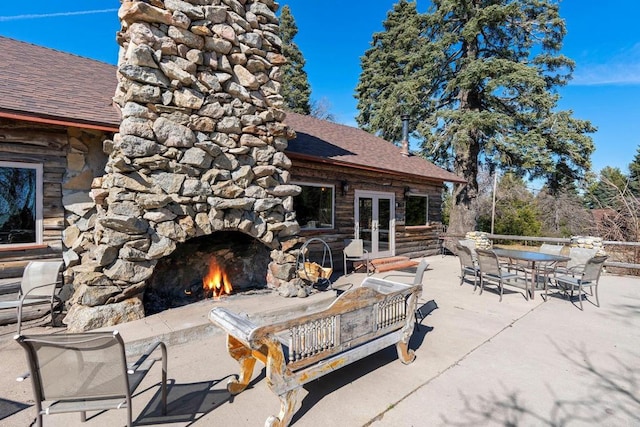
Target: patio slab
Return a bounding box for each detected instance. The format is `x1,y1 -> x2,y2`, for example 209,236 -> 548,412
1,255 -> 638,426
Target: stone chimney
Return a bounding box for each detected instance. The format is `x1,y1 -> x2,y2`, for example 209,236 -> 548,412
63,0 -> 303,331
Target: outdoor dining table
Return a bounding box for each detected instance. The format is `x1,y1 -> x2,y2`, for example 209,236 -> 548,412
492,248 -> 570,299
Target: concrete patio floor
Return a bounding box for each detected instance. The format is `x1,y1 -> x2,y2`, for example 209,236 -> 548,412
1,255 -> 639,426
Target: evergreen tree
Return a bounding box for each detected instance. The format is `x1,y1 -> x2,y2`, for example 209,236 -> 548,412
355,0 -> 596,235
586,166 -> 628,209
279,5 -> 311,114
628,146 -> 640,195
356,0 -> 428,143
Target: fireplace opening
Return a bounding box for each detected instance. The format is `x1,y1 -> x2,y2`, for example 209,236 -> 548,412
144,231 -> 271,315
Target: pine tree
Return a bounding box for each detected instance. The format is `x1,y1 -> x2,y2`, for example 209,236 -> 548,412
355,0 -> 596,234
586,166 -> 629,209
279,5 -> 311,115
628,146 -> 640,195
356,0 -> 427,143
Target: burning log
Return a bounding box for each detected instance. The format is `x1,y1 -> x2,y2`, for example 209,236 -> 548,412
203,259 -> 233,298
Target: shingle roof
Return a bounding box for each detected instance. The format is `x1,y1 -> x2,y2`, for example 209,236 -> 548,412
0,36 -> 462,183
284,112 -> 463,183
0,36 -> 120,129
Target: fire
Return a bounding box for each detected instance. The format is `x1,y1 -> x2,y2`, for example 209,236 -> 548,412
203,260 -> 233,298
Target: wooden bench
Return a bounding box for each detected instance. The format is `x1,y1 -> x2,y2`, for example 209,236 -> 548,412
209,260 -> 426,427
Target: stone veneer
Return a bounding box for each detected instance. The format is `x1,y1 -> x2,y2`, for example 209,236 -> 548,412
63,0 -> 304,332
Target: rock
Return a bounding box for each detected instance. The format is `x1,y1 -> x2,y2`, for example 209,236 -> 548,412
180,147 -> 213,168
63,192 -> 95,216
104,260 -> 156,282
94,244 -> 119,266
152,117 -> 196,147
63,296 -> 145,332
98,215 -> 149,234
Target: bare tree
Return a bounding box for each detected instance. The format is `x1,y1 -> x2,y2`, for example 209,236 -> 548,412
587,176 -> 640,271
536,189 -> 593,237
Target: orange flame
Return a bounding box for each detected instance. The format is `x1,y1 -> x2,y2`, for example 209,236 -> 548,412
203,260 -> 232,298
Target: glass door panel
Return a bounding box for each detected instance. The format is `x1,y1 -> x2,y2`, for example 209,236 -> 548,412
355,191 -> 394,258
377,198 -> 391,252
358,197 -> 373,253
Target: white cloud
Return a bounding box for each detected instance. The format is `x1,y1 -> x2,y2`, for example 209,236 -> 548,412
571,63 -> 640,86
570,43 -> 640,86
0,9 -> 118,22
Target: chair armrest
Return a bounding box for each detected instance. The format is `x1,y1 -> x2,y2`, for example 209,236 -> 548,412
501,262 -> 529,279
128,340 -> 167,374
20,281 -> 61,300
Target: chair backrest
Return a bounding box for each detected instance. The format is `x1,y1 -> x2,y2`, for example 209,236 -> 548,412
15,331 -> 130,404
456,244 -> 476,269
21,260 -> 64,297
539,244 -> 564,256
457,239 -> 478,260
344,239 -> 364,258
582,255 -> 608,282
567,247 -> 599,269
476,249 -> 501,276
413,259 -> 429,285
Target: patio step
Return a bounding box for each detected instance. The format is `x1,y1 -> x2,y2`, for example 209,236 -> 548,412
370,256 -> 419,273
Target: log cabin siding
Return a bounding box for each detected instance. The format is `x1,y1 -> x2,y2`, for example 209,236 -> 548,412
290,158 -> 445,264
0,120 -> 110,279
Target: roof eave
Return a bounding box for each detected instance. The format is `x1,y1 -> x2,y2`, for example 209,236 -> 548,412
285,151 -> 465,184
0,110 -> 120,133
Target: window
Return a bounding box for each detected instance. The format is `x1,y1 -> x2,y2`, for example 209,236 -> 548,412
0,162 -> 43,246
405,194 -> 429,226
293,183 -> 334,229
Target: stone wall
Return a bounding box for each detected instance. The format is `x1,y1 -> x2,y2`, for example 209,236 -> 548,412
63,0 -> 302,331
570,235 -> 606,255
464,231 -> 492,250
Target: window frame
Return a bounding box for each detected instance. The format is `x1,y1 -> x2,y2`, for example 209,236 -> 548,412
0,161 -> 44,248
292,182 -> 336,230
405,192 -> 430,227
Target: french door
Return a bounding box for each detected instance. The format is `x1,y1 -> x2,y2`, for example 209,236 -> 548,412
354,191 -> 395,258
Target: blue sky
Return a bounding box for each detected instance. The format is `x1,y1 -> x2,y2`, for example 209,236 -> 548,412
1,0 -> 638,175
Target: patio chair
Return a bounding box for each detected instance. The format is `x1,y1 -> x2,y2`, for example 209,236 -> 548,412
14,330 -> 168,427
457,239 -> 478,262
343,238 -> 372,275
0,260 -> 64,334
539,243 -> 564,256
455,243 -> 479,290
476,249 -> 529,301
556,247 -> 599,275
537,243 -> 566,287
553,255 -> 608,310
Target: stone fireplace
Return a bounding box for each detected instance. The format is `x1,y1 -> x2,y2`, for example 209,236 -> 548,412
63,0 -> 304,332
144,231 -> 272,314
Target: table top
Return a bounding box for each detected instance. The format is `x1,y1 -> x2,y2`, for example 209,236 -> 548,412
492,248 -> 570,263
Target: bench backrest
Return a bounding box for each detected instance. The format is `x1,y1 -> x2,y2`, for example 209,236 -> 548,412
253,278 -> 421,371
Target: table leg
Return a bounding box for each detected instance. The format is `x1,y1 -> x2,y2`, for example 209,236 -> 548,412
530,261 -> 536,299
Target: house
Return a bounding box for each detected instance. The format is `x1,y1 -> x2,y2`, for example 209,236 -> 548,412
0,35 -> 461,285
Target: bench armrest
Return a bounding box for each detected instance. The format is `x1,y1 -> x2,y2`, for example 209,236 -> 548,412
210,307 -> 260,346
